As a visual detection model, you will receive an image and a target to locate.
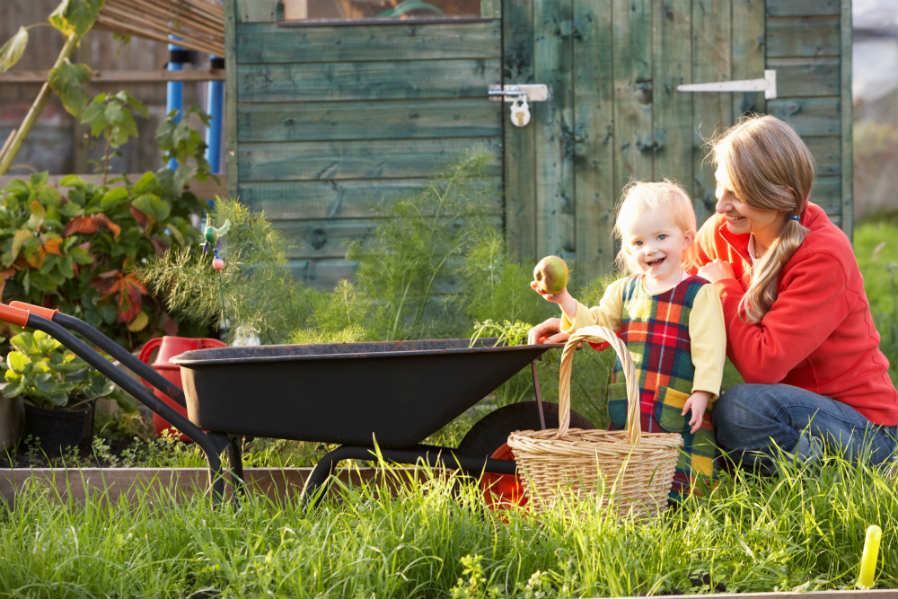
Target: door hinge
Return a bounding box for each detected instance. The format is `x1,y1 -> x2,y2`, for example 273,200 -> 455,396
677,69 -> 776,100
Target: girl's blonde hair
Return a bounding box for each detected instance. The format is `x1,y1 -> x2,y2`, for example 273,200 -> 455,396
711,114 -> 814,322
613,180 -> 696,274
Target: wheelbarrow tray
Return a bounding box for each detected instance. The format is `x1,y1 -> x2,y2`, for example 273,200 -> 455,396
173,338 -> 549,448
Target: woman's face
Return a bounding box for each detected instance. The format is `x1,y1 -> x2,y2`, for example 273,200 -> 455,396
714,165 -> 784,240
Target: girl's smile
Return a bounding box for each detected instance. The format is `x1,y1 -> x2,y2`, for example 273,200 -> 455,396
621,211 -> 693,292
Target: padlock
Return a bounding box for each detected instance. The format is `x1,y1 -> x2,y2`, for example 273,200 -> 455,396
510,97 -> 531,127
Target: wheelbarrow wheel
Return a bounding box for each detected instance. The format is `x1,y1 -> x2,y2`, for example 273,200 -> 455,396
456,401 -> 594,509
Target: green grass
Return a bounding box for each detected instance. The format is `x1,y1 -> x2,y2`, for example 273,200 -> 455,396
854,217 -> 898,385
0,453 -> 895,597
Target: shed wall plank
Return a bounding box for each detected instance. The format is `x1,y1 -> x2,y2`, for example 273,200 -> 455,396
769,59 -> 841,97
238,178 -> 503,219
533,0 -> 575,259
613,0 -> 654,193
237,100 -> 502,142
237,21 -> 501,62
501,0 -> 537,262
237,138 -> 502,182
237,59 -> 500,102
839,0 -> 853,235
731,0 -> 765,121
766,16 -> 840,58
691,0 -> 732,213
767,97 -> 841,137
766,0 -> 841,17
655,0 -> 698,208
573,0 -> 616,280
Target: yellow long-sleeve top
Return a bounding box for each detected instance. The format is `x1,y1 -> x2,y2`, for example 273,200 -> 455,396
559,275 -> 726,398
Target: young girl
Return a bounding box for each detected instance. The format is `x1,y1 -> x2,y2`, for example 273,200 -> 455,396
531,181 -> 726,499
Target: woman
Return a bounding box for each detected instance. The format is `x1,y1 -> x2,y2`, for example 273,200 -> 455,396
530,115 -> 897,469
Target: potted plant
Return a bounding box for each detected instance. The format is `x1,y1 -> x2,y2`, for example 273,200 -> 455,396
1,330 -> 127,456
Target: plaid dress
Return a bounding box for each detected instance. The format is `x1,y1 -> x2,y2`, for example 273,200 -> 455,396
604,274 -> 717,500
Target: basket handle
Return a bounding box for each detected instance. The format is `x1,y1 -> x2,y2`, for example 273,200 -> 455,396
557,325 -> 641,444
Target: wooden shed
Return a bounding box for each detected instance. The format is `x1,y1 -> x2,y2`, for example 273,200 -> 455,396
225,0 -> 852,289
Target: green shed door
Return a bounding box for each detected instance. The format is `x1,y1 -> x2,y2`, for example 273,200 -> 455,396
501,0 -> 768,284
226,1 -> 505,288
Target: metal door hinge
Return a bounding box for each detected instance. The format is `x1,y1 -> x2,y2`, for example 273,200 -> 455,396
677,69 -> 776,100
488,84 -> 550,102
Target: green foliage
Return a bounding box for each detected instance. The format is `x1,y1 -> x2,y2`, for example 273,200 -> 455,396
0,169 -> 205,349
0,26 -> 28,72
48,0 -> 104,38
76,91 -> 149,181
0,454 -> 894,597
140,198 -> 322,345
156,105 -> 216,190
1,330 -> 127,410
855,217 -> 898,384
48,59 -> 92,118
345,150 -> 497,341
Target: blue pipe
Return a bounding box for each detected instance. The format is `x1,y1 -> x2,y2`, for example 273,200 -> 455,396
166,40 -> 184,171
205,56 -> 224,176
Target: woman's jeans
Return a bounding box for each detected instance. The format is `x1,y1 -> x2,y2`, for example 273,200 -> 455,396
712,384 -> 898,470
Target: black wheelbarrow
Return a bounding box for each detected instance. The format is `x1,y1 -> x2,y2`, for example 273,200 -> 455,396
0,301 -> 592,505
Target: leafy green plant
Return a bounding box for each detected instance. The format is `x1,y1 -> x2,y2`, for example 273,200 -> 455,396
140,198 -> 322,345
80,91 -> 149,182
1,330 -> 127,410
156,105 -> 217,191
0,167 -> 205,348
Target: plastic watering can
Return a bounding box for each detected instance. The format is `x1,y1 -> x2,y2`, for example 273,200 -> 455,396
138,336 -> 226,440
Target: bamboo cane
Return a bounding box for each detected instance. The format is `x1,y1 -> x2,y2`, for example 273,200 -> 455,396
0,33 -> 79,176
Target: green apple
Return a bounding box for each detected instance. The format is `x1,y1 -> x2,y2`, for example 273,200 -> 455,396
533,255 -> 568,294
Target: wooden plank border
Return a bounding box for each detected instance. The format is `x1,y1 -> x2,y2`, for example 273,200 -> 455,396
839,0 -> 853,236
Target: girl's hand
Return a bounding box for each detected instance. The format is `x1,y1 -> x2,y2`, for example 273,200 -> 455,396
682,391 -> 712,434
530,280 -> 570,304
527,317 -> 568,345
697,259 -> 735,284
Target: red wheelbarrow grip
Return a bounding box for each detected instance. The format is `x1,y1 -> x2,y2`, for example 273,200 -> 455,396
0,302 -> 31,327
10,301 -> 57,322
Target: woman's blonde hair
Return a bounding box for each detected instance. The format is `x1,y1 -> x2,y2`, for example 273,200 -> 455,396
613,180 -> 696,274
711,114 -> 815,322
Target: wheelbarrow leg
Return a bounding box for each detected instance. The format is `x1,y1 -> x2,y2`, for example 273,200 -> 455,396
227,435 -> 247,501
303,445 -> 375,509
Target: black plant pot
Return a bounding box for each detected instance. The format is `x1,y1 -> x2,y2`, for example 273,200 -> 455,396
23,401 -> 96,457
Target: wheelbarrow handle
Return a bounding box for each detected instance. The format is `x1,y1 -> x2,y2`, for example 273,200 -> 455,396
0,301 -> 228,458
9,301 -> 185,408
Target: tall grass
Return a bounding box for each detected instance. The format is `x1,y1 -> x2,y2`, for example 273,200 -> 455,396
854,217 -> 897,385
0,452 -> 895,597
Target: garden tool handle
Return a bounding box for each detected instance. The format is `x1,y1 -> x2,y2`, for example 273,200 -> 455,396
0,302 -> 31,327
9,301 -> 57,322
558,325 -> 640,444
7,301 -> 186,408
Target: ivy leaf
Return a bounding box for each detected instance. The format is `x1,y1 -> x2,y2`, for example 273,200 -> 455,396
49,0 -> 104,39
6,351 -> 30,373
132,193 -> 170,223
49,59 -> 92,118
126,310 -> 149,332
5,229 -> 33,267
0,26 -> 28,72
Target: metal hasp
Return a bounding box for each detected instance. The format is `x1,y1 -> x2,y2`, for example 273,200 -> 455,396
677,69 -> 777,100
488,84 -> 550,102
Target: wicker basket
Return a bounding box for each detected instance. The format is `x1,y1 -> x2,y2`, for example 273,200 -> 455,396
507,325 -> 683,517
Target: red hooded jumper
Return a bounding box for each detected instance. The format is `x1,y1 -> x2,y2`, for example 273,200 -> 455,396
686,202 -> 898,426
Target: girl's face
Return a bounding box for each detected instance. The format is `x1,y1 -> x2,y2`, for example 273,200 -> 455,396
714,164 -> 784,239
621,210 -> 693,288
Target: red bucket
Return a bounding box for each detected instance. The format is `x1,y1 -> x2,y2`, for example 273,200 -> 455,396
138,336 -> 226,441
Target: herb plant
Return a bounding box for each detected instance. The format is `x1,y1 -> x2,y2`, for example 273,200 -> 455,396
1,330 -> 127,410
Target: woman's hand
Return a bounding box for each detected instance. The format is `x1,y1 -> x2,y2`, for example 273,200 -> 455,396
527,317 -> 569,345
698,259 -> 735,283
